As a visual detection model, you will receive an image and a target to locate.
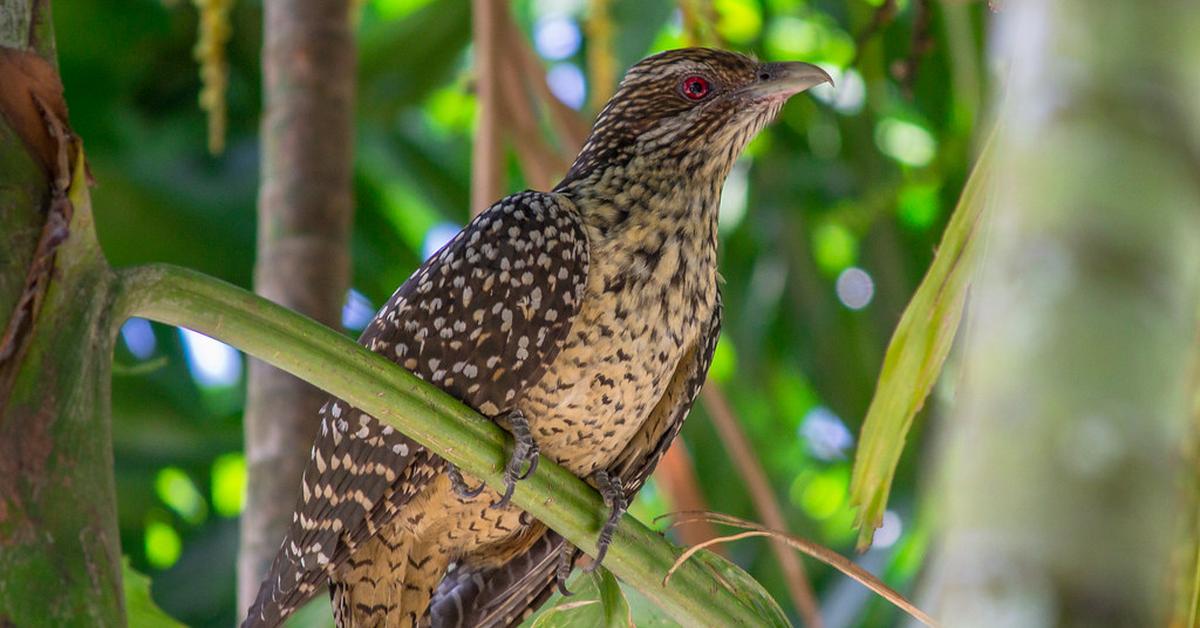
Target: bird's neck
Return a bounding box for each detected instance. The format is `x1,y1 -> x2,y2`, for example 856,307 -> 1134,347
556,152 -> 730,246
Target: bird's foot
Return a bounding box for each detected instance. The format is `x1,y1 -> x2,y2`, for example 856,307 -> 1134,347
555,543 -> 577,596
491,409 -> 540,509
584,470 -> 627,572
448,464 -> 486,499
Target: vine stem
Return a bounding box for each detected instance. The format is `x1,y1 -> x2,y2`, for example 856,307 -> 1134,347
110,262 -> 787,628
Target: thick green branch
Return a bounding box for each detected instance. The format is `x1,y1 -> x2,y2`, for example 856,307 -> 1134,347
112,262 -> 786,628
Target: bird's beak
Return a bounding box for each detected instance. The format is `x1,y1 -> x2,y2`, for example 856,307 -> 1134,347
743,62 -> 834,100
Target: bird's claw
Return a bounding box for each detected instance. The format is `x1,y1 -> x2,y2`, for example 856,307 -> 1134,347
448,464 -> 486,499
555,543 -> 577,596
585,470 -> 627,572
492,410 -> 540,510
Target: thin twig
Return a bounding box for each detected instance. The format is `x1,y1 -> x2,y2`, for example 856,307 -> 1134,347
855,0 -> 898,50
501,12 -> 589,153
702,384 -> 823,627
471,0 -> 504,215
677,0 -> 720,47
894,0 -> 935,97
657,509 -> 757,530
678,0 -> 704,46
662,512 -> 938,627
585,0 -> 616,112
494,45 -> 566,190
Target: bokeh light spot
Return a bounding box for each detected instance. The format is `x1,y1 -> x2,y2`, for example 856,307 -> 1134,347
800,406 -> 854,460
708,334 -> 738,383
872,510 -> 903,549
342,289 -> 376,332
546,63 -> 586,110
373,0 -> 435,19
799,468 -> 848,520
534,16 -> 581,60
718,160 -> 750,234
898,182 -> 942,230
765,16 -> 855,67
835,267 -> 874,310
212,453 -> 247,517
179,329 -> 242,388
422,221 -> 462,260
766,16 -> 819,58
155,467 -> 207,525
810,67 -> 865,115
714,0 -> 763,44
425,86 -> 476,135
145,520 -> 182,570
876,118 -> 937,167
121,317 -> 157,360
812,222 -> 858,275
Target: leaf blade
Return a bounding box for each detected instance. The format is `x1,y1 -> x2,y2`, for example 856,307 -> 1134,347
848,132 -> 996,551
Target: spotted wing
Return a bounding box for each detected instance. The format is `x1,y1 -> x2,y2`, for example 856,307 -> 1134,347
243,191 -> 591,627
428,299 -> 722,628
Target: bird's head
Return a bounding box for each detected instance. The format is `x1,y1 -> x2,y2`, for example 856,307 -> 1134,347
557,48 -> 831,193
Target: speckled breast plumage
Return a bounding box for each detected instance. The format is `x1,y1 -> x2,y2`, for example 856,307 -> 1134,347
519,201 -> 718,477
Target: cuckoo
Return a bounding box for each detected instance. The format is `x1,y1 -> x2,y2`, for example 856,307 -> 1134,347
244,47 -> 831,627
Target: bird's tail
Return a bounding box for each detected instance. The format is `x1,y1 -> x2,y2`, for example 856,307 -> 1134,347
330,530 -> 451,628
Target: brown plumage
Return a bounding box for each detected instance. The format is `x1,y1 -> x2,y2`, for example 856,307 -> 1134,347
243,47 -> 830,628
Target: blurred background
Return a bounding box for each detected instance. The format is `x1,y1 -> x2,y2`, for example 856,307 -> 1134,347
56,0 -> 988,625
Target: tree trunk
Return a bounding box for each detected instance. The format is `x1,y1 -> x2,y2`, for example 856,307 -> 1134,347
0,6 -> 125,622
925,2 -> 1200,625
238,0 -> 357,614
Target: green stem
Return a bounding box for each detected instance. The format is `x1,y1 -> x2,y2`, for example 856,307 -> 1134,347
112,262 -> 786,628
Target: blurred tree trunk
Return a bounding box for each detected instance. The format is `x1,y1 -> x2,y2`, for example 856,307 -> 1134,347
238,0 -> 357,614
925,2 -> 1200,625
0,6 -> 124,623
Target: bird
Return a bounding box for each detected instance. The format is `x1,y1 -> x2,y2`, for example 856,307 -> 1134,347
243,47 -> 831,628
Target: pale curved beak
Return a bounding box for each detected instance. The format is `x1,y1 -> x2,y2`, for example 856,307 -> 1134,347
743,62 -> 834,99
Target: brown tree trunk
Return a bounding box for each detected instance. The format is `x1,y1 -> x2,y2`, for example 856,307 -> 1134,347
924,2 -> 1200,625
237,0 -> 357,615
0,6 -> 125,623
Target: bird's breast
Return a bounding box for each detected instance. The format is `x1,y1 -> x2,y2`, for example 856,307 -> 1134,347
517,224 -> 717,476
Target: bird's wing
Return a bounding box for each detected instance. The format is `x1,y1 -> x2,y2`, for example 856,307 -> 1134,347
429,298 -> 723,628
243,191 -> 591,628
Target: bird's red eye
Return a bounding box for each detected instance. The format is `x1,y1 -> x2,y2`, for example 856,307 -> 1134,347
681,76 -> 711,100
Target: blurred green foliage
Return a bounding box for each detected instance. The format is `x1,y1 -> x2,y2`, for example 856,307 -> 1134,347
53,0 -> 986,625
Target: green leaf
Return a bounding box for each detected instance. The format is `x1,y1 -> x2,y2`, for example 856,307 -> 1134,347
848,132 -> 996,551
686,550 -> 790,626
123,558 -> 186,628
529,568 -> 632,628
619,581 -> 683,627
